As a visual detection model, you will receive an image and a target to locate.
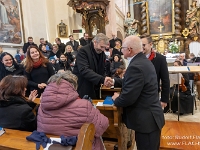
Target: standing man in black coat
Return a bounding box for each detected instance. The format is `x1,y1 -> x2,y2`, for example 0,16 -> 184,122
66,35 -> 79,52
140,34 -> 170,109
79,33 -> 91,46
55,38 -> 66,54
73,33 -> 111,99
23,37 -> 38,53
111,35 -> 165,150
109,33 -> 122,49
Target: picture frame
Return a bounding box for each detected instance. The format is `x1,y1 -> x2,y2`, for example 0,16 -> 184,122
147,0 -> 175,36
57,25 -> 68,38
0,0 -> 24,46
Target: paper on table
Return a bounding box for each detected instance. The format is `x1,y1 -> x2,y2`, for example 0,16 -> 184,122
96,102 -> 103,106
169,73 -> 182,87
0,127 -> 5,136
168,66 -> 189,72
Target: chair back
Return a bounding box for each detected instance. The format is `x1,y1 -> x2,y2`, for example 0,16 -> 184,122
75,123 -> 95,150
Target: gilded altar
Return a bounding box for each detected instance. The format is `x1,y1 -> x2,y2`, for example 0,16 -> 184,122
131,0 -> 200,57
67,0 -> 109,37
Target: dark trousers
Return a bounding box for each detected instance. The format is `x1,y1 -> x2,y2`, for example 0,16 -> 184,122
135,129 -> 161,150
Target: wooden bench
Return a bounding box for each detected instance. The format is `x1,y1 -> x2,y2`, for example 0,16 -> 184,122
100,85 -> 121,99
0,123 -> 95,150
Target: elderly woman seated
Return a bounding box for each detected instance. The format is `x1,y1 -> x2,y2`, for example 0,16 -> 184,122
37,71 -> 109,150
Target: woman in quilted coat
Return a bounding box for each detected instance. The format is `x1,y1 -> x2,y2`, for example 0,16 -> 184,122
37,71 -> 109,150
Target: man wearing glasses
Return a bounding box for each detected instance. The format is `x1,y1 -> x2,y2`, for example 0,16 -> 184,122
112,35 -> 164,150
73,33 -> 111,99
140,34 -> 170,110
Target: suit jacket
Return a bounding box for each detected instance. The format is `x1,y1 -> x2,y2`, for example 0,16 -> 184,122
73,42 -> 106,99
58,43 -> 66,54
151,53 -> 170,103
23,42 -> 38,53
66,40 -> 79,51
114,52 -> 165,133
79,38 -> 91,46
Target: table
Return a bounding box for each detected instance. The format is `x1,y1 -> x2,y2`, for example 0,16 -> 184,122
0,123 -> 95,150
100,85 -> 121,99
0,129 -> 37,150
93,100 -> 134,150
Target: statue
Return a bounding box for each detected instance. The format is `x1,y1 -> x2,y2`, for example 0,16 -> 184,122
157,39 -> 165,54
98,9 -> 104,17
124,12 -> 139,37
59,20 -> 66,25
82,11 -> 88,28
92,22 -> 99,36
83,11 -> 88,20
186,0 -> 200,36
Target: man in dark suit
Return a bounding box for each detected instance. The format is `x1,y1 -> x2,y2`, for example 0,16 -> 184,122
73,33 -> 111,99
55,38 -> 66,54
23,37 -> 38,53
109,34 -> 122,48
140,34 -> 170,109
66,35 -> 79,52
111,35 -> 165,150
79,33 -> 91,46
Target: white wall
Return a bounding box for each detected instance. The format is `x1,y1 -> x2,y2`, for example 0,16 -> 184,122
115,4 -> 125,40
22,0 -> 83,44
3,0 -> 129,55
105,0 -> 128,39
3,0 -> 83,55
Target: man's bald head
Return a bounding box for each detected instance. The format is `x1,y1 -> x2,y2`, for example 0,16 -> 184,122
124,35 -> 142,51
122,36 -> 142,59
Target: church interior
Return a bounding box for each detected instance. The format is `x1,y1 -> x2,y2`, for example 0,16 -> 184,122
1,0 -> 200,150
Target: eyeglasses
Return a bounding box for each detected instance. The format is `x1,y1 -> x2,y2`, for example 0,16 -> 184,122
121,47 -> 132,50
121,47 -> 128,50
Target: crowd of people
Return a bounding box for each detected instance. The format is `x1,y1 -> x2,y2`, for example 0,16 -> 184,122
0,32 -> 197,150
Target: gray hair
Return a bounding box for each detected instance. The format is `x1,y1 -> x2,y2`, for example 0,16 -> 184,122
92,33 -> 109,45
132,37 -> 143,53
124,35 -> 142,53
47,71 -> 78,90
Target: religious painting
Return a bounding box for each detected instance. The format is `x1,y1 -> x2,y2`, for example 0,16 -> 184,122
57,20 -> 68,38
0,0 -> 24,46
147,0 -> 174,35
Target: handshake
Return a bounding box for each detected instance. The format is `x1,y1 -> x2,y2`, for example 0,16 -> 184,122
104,77 -> 114,87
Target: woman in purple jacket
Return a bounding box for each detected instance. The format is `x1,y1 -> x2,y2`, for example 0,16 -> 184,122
37,71 -> 109,150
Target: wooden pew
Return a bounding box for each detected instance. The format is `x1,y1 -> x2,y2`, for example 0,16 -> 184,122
0,123 -> 95,150
93,100 -> 135,150
100,85 -> 121,99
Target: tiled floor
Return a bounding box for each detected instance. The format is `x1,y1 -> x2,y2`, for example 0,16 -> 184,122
132,99 -> 200,150
106,99 -> 200,150
164,99 -> 200,122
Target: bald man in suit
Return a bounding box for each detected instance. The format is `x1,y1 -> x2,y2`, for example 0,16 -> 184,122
111,36 -> 164,150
